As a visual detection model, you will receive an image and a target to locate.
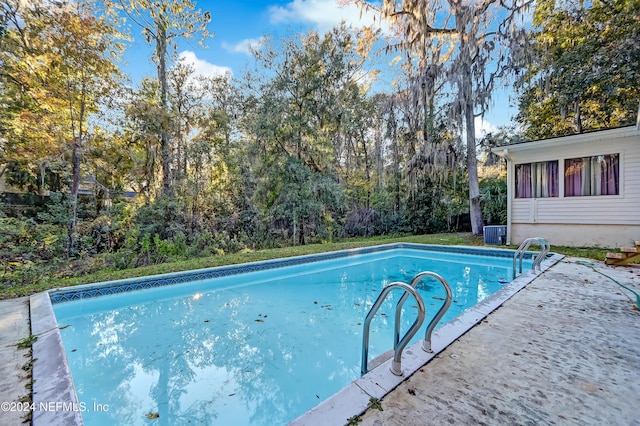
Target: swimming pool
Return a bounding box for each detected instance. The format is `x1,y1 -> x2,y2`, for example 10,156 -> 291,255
33,244 -> 559,426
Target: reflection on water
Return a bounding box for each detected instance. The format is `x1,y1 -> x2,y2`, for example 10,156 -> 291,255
55,250 -> 516,425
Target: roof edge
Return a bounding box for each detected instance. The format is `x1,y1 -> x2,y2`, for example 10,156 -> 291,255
492,125 -> 640,156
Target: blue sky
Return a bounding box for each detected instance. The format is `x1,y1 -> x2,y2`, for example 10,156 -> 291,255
121,0 -> 517,134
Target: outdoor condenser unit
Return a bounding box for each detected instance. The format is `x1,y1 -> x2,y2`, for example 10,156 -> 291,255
483,225 -> 507,245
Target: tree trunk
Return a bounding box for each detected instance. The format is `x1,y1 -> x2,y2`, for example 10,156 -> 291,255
156,23 -> 173,197
455,7 -> 485,236
68,137 -> 81,255
361,131 -> 371,208
575,100 -> 583,133
459,29 -> 484,236
463,85 -> 484,236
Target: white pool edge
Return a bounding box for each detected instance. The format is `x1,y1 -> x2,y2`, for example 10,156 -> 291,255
30,292 -> 85,426
288,252 -> 564,426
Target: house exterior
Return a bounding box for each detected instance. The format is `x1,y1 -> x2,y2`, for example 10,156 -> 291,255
492,125 -> 640,248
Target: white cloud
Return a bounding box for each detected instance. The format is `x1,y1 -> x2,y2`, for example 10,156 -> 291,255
475,116 -> 498,139
268,0 -> 380,33
177,51 -> 232,78
221,36 -> 267,56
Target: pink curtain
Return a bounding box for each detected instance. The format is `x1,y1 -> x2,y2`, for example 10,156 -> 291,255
566,154 -> 619,196
564,158 -> 583,196
516,164 -> 532,198
516,161 -> 558,198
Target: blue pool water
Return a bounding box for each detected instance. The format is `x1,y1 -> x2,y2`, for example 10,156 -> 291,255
53,247 -> 526,425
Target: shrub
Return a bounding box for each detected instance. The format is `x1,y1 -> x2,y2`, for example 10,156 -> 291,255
341,207 -> 383,237
480,176 -> 507,225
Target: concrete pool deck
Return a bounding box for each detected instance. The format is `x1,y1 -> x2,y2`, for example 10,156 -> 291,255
358,257 -> 640,426
0,296 -> 30,425
0,256 -> 639,425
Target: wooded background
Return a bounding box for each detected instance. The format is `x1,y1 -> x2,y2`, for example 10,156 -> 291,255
1,0 -> 637,287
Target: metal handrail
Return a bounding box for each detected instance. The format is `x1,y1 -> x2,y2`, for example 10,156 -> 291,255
394,271 -> 452,353
533,239 -> 550,270
361,282 -> 426,376
513,237 -> 550,279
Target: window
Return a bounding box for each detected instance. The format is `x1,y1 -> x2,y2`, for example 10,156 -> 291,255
515,161 -> 559,198
564,153 -> 619,196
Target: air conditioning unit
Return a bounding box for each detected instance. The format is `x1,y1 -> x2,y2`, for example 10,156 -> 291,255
484,225 -> 507,245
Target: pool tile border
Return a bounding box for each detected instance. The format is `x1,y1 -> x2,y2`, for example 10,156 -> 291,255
49,243 -> 522,304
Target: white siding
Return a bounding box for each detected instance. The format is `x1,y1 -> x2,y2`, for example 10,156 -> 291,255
511,200 -> 532,223
503,127 -> 640,247
511,224 -> 640,248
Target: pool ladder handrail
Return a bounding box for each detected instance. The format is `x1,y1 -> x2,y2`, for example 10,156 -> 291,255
361,282 -> 426,376
513,237 -> 550,279
394,271 -> 452,353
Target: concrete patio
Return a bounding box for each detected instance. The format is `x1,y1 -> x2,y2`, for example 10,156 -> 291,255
358,258 -> 640,425
0,296 -> 30,425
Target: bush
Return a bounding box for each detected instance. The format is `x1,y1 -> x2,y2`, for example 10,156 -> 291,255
0,216 -> 64,288
381,211 -> 408,235
341,207 -> 383,237
480,176 -> 507,225
403,184 -> 450,234
134,196 -> 188,241
188,230 -> 215,257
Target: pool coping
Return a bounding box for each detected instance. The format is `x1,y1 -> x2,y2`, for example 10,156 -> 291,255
30,243 -> 562,426
31,292 -> 84,425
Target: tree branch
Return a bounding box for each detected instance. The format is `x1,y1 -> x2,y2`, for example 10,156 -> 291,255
116,0 -> 157,40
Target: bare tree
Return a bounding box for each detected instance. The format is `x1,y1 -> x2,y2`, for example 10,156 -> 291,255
350,0 -> 531,234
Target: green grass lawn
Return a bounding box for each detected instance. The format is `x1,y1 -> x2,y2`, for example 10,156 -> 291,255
0,232 -> 612,300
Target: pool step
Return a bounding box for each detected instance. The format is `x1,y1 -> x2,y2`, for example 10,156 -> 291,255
368,349 -> 395,371
605,241 -> 640,265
